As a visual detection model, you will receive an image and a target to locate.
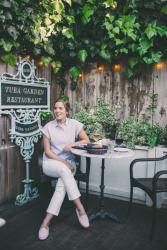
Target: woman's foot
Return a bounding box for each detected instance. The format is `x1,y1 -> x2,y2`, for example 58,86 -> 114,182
0,218 -> 6,227
38,226 -> 49,240
76,204 -> 86,216
76,208 -> 90,228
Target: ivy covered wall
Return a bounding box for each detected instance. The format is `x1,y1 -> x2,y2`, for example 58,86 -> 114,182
1,0 -> 167,80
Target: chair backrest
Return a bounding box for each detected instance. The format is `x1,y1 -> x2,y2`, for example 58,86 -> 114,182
130,153 -> 167,179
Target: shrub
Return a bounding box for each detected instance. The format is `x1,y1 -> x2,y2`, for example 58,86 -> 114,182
73,99 -> 118,141
117,116 -> 166,148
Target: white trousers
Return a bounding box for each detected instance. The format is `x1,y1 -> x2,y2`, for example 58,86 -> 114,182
42,159 -> 81,216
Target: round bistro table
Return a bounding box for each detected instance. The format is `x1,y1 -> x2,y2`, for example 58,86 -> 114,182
71,148 -> 134,222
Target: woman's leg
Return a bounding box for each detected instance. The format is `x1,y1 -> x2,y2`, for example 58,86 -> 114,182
40,178 -> 66,228
39,159 -> 88,234
40,213 -> 54,229
47,178 -> 66,216
73,198 -> 86,216
40,160 -> 80,225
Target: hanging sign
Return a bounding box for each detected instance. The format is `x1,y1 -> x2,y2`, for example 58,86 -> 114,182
0,82 -> 48,108
15,120 -> 39,134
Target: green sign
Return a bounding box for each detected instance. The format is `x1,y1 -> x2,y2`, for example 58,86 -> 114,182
1,82 -> 48,108
15,121 -> 39,134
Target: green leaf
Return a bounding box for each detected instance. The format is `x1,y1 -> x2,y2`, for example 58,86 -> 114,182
7,26 -> 18,40
156,26 -> 167,37
143,57 -> 153,64
152,51 -> 162,63
33,47 -> 41,56
145,22 -> 157,39
128,57 -> 138,68
115,39 -> 124,46
77,49 -> 88,62
69,66 -> 81,79
120,48 -> 128,54
1,0 -> 11,7
113,27 -> 119,34
64,0 -> 72,6
104,21 -> 113,31
100,49 -> 111,62
126,67 -> 134,78
105,13 -> 115,22
0,39 -> 13,52
44,43 -> 56,56
1,54 -> 16,66
62,27 -> 74,39
139,38 -> 153,55
54,0 -> 64,14
161,5 -> 167,15
128,43 -> 138,53
59,93 -> 69,101
5,11 -> 12,20
108,32 -> 114,39
82,4 -> 95,24
66,15 -> 75,24
41,56 -> 52,66
128,31 -> 137,41
51,61 -> 62,73
99,44 -> 111,62
115,19 -> 123,28
103,0 -> 117,8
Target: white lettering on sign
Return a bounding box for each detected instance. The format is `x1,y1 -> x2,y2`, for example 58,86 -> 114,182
5,86 -> 21,94
4,86 -> 44,96
23,88 -> 44,95
6,97 -> 42,104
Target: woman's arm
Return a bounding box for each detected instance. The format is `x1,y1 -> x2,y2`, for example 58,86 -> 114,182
63,128 -> 89,152
43,135 -> 74,171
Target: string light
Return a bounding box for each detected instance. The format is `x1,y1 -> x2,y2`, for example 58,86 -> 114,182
97,64 -> 105,73
155,62 -> 165,70
36,60 -> 44,67
24,55 -> 31,60
78,73 -> 84,80
113,64 -> 121,72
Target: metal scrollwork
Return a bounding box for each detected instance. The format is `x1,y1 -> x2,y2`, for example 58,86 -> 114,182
13,109 -> 38,123
0,58 -> 50,205
14,134 -> 41,162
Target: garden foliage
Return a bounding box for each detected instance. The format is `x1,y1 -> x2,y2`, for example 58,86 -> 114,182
0,0 -> 167,78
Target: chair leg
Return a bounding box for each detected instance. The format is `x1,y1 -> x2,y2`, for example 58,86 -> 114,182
150,195 -> 157,240
85,157 -> 91,212
128,184 -> 134,215
85,179 -> 89,211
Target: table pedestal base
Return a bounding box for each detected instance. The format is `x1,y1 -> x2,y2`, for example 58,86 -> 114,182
88,208 -> 120,222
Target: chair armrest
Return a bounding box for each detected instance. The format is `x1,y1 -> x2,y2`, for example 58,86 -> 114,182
130,154 -> 167,178
153,170 -> 167,187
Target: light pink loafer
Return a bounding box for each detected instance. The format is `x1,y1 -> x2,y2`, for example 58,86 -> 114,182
38,227 -> 49,240
76,209 -> 90,228
0,218 -> 6,227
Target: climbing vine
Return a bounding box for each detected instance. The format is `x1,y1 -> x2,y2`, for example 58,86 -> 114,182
0,0 -> 167,79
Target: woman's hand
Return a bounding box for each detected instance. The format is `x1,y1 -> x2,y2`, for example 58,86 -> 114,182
63,129 -> 89,152
63,143 -> 73,152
